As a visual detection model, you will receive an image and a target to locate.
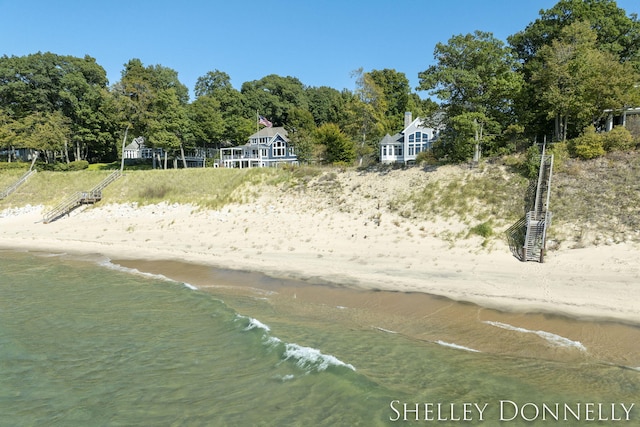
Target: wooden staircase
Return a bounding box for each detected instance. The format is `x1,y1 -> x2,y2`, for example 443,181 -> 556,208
523,149 -> 553,262
0,169 -> 37,200
43,170 -> 121,224
1,154 -> 39,200
506,144 -> 553,262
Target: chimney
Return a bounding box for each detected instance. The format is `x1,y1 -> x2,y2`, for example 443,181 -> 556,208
404,112 -> 412,129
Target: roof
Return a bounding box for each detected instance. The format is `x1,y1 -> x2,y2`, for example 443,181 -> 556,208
380,133 -> 403,145
248,126 -> 288,140
123,137 -> 145,151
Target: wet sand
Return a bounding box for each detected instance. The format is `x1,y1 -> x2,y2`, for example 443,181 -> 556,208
115,258 -> 640,369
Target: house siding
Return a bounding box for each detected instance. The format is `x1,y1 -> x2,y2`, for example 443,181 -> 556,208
220,127 -> 298,168
380,115 -> 439,164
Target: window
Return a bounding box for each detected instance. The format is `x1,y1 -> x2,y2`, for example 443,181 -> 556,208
382,146 -> 387,156
408,134 -> 414,143
415,132 -> 421,143
272,140 -> 286,157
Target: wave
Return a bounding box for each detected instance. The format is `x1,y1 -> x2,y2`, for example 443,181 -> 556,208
282,343 -> 356,372
374,326 -> 398,334
435,340 -> 480,353
239,315 -> 271,333
100,260 -> 355,374
483,321 -> 587,351
98,259 -> 198,290
236,315 -> 356,373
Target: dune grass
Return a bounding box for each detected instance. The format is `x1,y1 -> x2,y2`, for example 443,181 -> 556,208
3,152 -> 640,248
391,165 -> 529,226
0,169 -> 115,207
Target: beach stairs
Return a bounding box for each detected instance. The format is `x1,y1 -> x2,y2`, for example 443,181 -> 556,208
506,145 -> 553,262
523,147 -> 553,262
43,170 -> 121,224
0,169 -> 37,200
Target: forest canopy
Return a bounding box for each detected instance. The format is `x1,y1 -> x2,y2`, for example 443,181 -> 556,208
1,0 -> 639,166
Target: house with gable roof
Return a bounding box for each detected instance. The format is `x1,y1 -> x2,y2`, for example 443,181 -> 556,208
379,112 -> 440,164
219,126 -> 298,168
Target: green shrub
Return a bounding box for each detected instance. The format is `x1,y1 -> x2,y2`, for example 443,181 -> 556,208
470,221 -> 493,238
0,162 -> 29,170
67,160 -> 89,171
568,127 -> 605,160
523,145 -> 541,179
603,126 -> 635,152
415,150 -> 438,165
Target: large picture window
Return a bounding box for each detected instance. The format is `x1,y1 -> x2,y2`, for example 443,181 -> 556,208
272,140 -> 286,157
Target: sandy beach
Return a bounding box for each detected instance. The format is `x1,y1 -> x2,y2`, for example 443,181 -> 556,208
1,166 -> 638,326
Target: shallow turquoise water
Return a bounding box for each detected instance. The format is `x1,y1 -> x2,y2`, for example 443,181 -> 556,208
0,251 -> 638,426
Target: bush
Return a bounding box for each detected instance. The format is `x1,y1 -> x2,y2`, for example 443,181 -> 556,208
415,150 -> 438,166
603,126 -> 635,152
0,162 -> 29,170
523,145 -> 541,179
568,126 -> 605,160
67,160 -> 90,171
470,221 -> 493,238
37,160 -> 90,171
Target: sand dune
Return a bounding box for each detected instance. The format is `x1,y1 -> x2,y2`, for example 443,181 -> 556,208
1,166 -> 638,324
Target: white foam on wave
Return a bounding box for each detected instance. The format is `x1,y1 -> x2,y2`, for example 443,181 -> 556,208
283,343 -> 356,372
374,326 -> 397,334
483,321 -> 587,351
238,315 -> 356,372
99,259 -> 172,281
435,340 -> 480,353
99,259 -> 198,290
240,315 -> 271,333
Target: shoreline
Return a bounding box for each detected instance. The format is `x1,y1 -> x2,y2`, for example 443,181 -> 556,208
4,247 -> 640,368
0,197 -> 639,326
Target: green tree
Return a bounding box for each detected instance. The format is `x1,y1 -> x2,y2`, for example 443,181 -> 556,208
114,59 -> 189,139
508,0 -> 640,70
18,111 -> 71,163
194,70 -> 233,97
147,89 -> 192,169
530,21 -> 640,140
509,0 -> 640,138
114,59 -> 191,167
188,95 -> 225,148
285,106 -> 316,164
241,75 -> 309,126
418,31 -> 523,161
0,109 -> 19,161
368,68 -> 413,131
0,53 -> 117,162
193,69 -> 253,145
306,86 -> 346,126
314,123 -> 355,165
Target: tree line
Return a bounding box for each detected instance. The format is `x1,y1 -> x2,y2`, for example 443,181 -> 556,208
2,0 -> 640,167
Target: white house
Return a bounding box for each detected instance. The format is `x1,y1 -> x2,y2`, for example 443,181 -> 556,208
123,137 -> 155,159
379,112 -> 440,164
219,127 -> 297,168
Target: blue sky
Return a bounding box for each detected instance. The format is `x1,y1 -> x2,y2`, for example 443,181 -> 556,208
2,0 -> 638,100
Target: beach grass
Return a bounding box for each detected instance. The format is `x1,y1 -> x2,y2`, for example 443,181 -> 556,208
2,151 -> 640,248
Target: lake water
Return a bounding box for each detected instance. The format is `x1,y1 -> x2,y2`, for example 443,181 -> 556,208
1,250 -> 638,426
